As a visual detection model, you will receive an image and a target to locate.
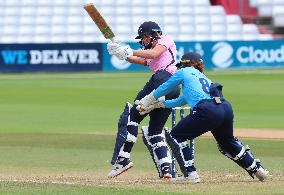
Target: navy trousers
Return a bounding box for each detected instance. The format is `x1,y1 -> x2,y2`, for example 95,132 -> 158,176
170,99 -> 259,174
171,99 -> 244,157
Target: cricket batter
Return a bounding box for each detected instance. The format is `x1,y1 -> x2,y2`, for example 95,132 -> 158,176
107,21 -> 199,182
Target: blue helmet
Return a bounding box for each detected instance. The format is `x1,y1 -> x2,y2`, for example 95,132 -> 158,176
135,21 -> 162,39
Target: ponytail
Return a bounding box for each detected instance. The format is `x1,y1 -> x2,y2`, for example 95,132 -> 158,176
191,61 -> 205,73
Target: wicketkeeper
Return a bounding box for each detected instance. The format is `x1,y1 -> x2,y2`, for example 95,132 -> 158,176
107,21 -> 199,181
136,52 -> 269,182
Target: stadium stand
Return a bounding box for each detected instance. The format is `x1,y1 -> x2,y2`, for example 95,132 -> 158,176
246,0 -> 284,36
248,0 -> 284,28
0,0 -> 281,43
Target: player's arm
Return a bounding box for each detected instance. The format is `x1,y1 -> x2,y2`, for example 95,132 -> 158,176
137,95 -> 186,115
136,72 -> 184,113
163,95 -> 187,108
126,56 -> 147,66
107,43 -> 166,63
131,44 -> 167,59
126,44 -> 166,66
153,70 -> 183,98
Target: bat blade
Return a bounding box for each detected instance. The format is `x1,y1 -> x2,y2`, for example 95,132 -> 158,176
84,3 -> 115,40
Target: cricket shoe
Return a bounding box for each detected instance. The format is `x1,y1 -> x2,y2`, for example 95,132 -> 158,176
249,160 -> 269,182
161,163 -> 172,180
172,171 -> 201,184
107,158 -> 134,178
253,166 -> 269,182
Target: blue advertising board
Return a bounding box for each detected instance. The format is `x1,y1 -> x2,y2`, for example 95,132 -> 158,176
176,40 -> 284,69
0,43 -> 103,72
103,39 -> 284,71
1,40 -> 283,72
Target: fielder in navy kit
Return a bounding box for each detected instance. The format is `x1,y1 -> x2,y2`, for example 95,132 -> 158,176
137,52 -> 269,182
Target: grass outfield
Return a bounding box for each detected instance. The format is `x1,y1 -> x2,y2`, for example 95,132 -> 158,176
0,69 -> 284,133
0,69 -> 283,194
0,134 -> 283,194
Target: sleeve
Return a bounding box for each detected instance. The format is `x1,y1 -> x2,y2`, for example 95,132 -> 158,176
163,95 -> 187,108
153,69 -> 183,99
157,36 -> 173,49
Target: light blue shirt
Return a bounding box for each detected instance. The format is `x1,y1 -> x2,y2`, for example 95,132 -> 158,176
153,67 -> 213,108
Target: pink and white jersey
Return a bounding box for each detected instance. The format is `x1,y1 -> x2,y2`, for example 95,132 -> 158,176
146,35 -> 177,75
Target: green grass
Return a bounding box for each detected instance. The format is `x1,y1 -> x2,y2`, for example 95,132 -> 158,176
0,70 -> 283,194
0,73 -> 146,133
0,70 -> 284,133
0,182 -> 181,195
0,133 -> 283,172
0,134 -> 283,194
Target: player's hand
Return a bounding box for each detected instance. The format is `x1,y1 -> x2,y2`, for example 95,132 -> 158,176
114,45 -> 133,60
135,93 -> 165,115
107,42 -> 121,55
135,92 -> 157,108
137,101 -> 165,115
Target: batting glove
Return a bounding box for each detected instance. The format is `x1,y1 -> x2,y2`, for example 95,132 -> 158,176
107,42 -> 121,55
114,45 -> 133,60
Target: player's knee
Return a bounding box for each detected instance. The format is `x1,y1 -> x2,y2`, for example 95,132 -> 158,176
217,137 -> 258,172
217,137 -> 245,159
118,102 -> 139,136
148,126 -> 163,136
118,102 -> 132,128
127,122 -> 138,137
129,104 -> 145,121
170,130 -> 186,143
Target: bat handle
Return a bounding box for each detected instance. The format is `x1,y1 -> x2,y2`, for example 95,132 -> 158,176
110,37 -> 119,43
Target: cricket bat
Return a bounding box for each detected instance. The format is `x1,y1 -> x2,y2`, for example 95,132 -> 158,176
84,3 -> 116,42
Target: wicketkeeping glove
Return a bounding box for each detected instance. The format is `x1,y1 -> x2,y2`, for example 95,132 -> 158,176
137,100 -> 165,115
135,91 -> 157,109
135,94 -> 165,115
